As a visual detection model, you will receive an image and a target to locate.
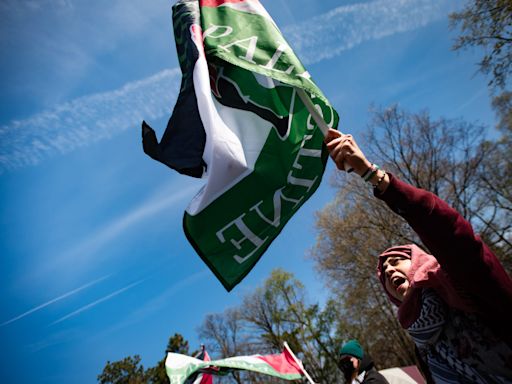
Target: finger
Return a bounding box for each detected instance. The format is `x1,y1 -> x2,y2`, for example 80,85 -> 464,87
325,136 -> 343,151
324,128 -> 341,143
329,144 -> 342,162
339,134 -> 353,145
338,138 -> 355,155
326,132 -> 354,151
334,151 -> 347,171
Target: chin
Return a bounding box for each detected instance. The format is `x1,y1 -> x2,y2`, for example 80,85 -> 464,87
396,289 -> 407,302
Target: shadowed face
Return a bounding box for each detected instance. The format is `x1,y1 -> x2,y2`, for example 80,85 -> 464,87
339,355 -> 360,380
382,256 -> 412,302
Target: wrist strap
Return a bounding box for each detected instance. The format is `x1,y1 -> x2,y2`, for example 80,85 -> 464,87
372,170 -> 387,188
363,164 -> 379,182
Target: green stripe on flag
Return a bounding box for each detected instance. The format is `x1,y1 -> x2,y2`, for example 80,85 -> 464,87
184,78 -> 335,290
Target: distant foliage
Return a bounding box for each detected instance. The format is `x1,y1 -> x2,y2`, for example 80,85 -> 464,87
450,0 -> 512,90
97,355 -> 147,384
97,333 -> 194,384
492,91 -> 512,130
166,333 -> 191,355
448,0 -> 512,270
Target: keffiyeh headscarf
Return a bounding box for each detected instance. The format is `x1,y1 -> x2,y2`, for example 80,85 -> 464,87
377,244 -> 474,328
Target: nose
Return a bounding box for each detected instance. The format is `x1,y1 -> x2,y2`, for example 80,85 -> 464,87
385,265 -> 395,278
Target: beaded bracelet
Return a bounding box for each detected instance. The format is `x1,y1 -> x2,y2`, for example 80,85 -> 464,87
372,170 -> 387,188
363,164 -> 380,182
360,167 -> 372,180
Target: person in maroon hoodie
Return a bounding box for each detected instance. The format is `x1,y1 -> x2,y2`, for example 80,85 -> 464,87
325,129 -> 512,383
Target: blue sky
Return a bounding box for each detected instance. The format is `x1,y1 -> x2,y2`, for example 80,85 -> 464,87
0,0 -> 495,383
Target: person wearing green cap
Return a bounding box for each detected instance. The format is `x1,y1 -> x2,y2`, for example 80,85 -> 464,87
339,339 -> 389,383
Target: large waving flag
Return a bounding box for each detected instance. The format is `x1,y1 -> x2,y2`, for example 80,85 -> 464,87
142,0 -> 339,291
166,344 -> 313,384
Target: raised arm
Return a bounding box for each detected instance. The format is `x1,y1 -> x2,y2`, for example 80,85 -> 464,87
324,129 -> 512,345
325,128 -> 501,277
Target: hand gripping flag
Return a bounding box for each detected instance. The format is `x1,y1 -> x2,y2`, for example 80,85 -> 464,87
142,0 -> 339,291
166,343 -> 314,384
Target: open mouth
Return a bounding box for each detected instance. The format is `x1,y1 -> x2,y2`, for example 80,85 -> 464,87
391,276 -> 406,289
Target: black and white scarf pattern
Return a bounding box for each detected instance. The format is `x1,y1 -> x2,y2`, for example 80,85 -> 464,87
408,289 -> 512,383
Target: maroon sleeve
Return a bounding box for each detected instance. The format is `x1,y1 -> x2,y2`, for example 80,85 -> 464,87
375,174 -> 512,344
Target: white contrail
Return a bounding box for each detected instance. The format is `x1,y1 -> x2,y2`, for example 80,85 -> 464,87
0,0 -> 459,172
49,279 -> 144,326
0,275 -> 110,326
283,0 -> 460,65
0,68 -> 181,172
23,181 -> 200,284
62,182 -> 199,261
94,270 -> 210,337
454,87 -> 487,113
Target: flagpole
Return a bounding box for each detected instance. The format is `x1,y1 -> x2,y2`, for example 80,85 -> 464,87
296,88 -> 330,137
296,88 -> 353,172
283,342 -> 318,384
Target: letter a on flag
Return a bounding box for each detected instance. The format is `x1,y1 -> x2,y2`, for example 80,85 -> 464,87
142,0 -> 339,291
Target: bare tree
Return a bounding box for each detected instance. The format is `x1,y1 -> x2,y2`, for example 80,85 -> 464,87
199,308 -> 250,384
364,105 -> 510,265
199,269 -> 345,383
450,0 -> 512,90
449,1 -> 512,260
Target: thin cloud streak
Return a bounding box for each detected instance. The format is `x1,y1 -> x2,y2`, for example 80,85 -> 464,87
94,270 -> 210,338
0,68 -> 181,173
129,270 -> 209,320
65,183 -> 199,259
50,279 -> 144,326
26,329 -> 81,354
0,0 -> 73,13
0,0 -> 460,172
27,181 -> 200,282
0,275 -> 110,327
283,0 -> 461,65
454,87 -> 487,113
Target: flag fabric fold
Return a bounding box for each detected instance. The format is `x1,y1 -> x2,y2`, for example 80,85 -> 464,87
186,345 -> 213,384
166,347 -> 305,384
143,0 -> 339,290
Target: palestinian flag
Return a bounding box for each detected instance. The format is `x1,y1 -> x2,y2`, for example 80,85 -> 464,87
166,347 -> 305,384
142,0 -> 339,291
187,345 -> 213,384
